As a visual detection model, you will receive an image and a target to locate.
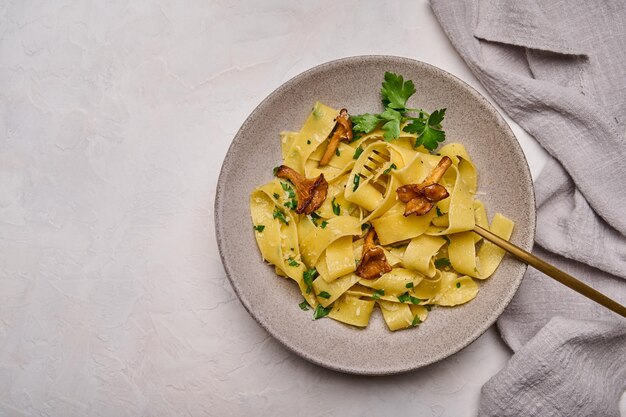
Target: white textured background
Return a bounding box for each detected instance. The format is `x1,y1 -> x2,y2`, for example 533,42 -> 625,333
3,0 -> 603,416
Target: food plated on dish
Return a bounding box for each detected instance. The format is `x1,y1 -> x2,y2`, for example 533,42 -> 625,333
250,73 -> 514,331
215,56 -> 535,374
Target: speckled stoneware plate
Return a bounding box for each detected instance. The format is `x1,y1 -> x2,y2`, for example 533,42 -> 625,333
215,56 -> 535,375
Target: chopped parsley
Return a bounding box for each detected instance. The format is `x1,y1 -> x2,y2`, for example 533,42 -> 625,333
303,268 -> 318,294
350,72 -> 446,150
411,314 -> 422,326
409,295 -> 424,305
352,175 -> 360,191
332,197 -> 341,216
361,223 -> 370,231
284,199 -> 297,210
318,291 -> 331,299
281,182 -> 295,198
273,207 -> 289,225
309,212 -> 328,229
309,211 -> 321,226
353,146 -> 364,159
273,193 -> 280,200
253,225 -> 265,232
287,257 -> 300,267
383,163 -> 397,175
443,236 -> 451,245
280,182 -> 297,211
299,300 -> 309,311
272,166 -> 280,176
435,258 -> 451,268
313,304 -> 332,320
436,207 -> 443,217
372,289 -> 385,300
456,282 -> 461,289
335,148 -> 341,157
397,292 -> 411,303
405,282 -> 414,288
307,139 -> 311,144
397,292 -> 423,304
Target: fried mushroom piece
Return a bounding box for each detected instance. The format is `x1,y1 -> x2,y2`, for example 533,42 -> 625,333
356,228 -> 392,280
396,156 -> 452,217
319,109 -> 353,166
275,165 -> 328,215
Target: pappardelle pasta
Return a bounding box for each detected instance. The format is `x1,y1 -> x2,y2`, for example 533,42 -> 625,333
250,73 -> 514,331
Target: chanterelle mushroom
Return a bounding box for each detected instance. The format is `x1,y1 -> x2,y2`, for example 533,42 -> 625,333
275,165 -> 328,215
396,156 -> 452,216
319,109 -> 353,166
356,228 -> 392,280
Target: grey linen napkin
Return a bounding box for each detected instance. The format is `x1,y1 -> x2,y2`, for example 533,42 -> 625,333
429,0 -> 626,415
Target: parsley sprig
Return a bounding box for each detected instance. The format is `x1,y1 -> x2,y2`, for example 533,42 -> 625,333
351,72 -> 447,151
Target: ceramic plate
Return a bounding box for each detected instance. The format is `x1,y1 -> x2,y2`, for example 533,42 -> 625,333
215,56 -> 535,375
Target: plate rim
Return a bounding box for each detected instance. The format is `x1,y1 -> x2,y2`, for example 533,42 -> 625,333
215,55 -> 536,375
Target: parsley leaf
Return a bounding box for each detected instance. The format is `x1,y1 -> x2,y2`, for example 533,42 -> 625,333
299,300 -> 309,311
303,268 -> 318,294
284,199 -> 297,210
405,282 -> 414,288
287,257 -> 300,267
372,289 -> 385,300
318,291 -> 331,299
381,71 -> 416,110
409,295 -> 423,305
403,108 -> 447,151
383,163 -> 397,175
313,304 -> 332,320
280,182 -> 297,210
436,207 -> 443,217
429,108 -> 446,125
353,146 -> 364,160
332,197 -> 341,216
361,223 -> 370,231
335,148 -> 341,157
380,107 -> 402,141
434,258 -> 451,268
397,292 -> 423,304
397,292 -> 411,303
273,207 -> 289,225
253,225 -> 265,232
351,113 -> 380,134
352,175 -> 360,192
281,182 -> 296,199
320,220 -> 328,229
456,282 -> 461,289
309,212 -> 321,226
411,314 -> 422,326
